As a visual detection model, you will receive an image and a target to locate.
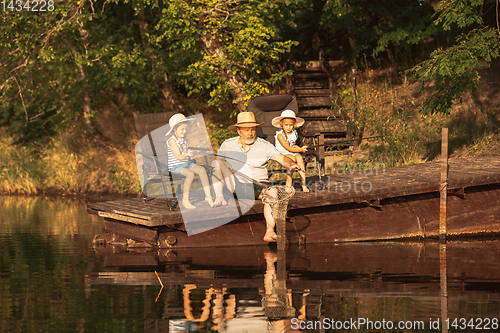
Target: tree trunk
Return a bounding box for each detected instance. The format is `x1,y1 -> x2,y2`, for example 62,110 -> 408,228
61,34 -> 107,144
197,17 -> 247,113
160,80 -> 186,112
138,8 -> 186,113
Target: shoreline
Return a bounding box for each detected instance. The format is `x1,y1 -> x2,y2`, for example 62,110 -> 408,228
2,153 -> 499,203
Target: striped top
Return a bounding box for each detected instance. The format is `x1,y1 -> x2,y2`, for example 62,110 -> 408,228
166,136 -> 190,171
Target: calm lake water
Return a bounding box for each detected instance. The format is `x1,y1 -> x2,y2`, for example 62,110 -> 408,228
1,195 -> 499,333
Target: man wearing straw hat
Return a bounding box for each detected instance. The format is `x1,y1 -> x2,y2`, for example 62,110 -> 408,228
212,112 -> 301,242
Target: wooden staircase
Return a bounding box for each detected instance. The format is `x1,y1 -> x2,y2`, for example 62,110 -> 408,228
292,61 -> 351,155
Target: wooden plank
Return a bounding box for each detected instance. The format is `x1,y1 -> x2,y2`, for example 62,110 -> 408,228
104,218 -> 159,245
297,96 -> 333,107
90,198 -> 182,223
298,109 -> 340,118
439,127 -> 448,241
88,156 -> 500,230
98,211 -> 152,225
302,121 -> 346,134
294,72 -> 329,79
295,88 -> 331,97
294,81 -> 329,89
103,253 -> 159,267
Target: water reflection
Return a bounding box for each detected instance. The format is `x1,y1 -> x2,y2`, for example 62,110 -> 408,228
93,241 -> 500,333
1,196 -> 500,333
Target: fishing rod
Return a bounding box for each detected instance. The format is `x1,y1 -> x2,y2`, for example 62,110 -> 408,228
189,147 -> 305,173
187,147 -> 269,189
187,147 -> 304,189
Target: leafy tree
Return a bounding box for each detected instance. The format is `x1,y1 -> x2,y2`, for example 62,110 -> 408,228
412,0 -> 500,114
0,0 -> 298,145
320,0 -> 438,65
151,0 -> 297,113
0,1 -> 171,143
0,1 -> 83,142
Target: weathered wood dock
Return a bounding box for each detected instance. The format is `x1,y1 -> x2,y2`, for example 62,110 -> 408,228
88,156 -> 500,248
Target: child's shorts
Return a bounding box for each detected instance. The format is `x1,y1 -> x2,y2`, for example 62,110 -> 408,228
169,159 -> 197,175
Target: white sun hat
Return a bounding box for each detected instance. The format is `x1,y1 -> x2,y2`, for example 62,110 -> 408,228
271,110 -> 305,128
165,113 -> 192,137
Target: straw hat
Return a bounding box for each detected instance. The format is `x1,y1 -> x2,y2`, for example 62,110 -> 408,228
228,112 -> 264,132
271,110 -> 305,128
165,113 -> 191,136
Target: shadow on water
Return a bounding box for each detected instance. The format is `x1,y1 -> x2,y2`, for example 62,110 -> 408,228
1,196 -> 500,332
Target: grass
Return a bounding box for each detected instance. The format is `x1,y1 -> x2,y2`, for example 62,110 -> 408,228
332,68 -> 500,169
0,128 -> 139,196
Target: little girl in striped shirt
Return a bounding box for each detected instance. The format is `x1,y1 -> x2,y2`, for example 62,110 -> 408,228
166,114 -> 214,209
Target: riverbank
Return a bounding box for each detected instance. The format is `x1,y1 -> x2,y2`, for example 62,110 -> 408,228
1,64 -> 499,197
0,127 -> 139,197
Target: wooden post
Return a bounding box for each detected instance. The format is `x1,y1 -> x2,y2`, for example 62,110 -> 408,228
439,128 -> 449,242
439,243 -> 449,333
276,249 -> 286,293
277,216 -> 286,251
318,133 -> 325,178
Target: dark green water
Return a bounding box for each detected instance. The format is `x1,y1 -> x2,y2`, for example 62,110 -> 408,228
1,196 -> 499,333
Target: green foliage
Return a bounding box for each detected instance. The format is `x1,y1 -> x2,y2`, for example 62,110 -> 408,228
207,123 -> 238,146
320,0 -> 438,64
414,28 -> 499,114
0,0 -> 298,143
334,77 -> 443,166
435,0 -> 485,30
412,0 -> 500,114
154,0 -> 297,110
0,1 -> 165,143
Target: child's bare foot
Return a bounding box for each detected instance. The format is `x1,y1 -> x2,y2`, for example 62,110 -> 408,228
182,200 -> 196,209
263,229 -> 278,242
302,185 -> 310,193
213,196 -> 227,207
205,196 -> 215,207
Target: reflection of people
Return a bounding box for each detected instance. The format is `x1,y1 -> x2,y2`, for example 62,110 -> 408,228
211,112 -> 301,242
261,251 -> 309,333
272,110 -> 309,193
181,284 -> 235,331
166,114 -> 214,209
182,284 -> 213,322
212,287 -> 236,331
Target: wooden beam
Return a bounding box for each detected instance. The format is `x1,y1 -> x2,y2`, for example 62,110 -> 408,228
440,128 -> 449,242
104,218 -> 159,245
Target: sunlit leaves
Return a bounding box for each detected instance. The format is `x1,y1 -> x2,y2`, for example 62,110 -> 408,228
154,0 -> 296,110
412,0 -> 500,114
413,28 -> 499,114
321,0 -> 438,61
435,0 -> 485,30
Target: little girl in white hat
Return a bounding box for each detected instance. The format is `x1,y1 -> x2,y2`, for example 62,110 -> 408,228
272,110 -> 309,192
166,113 -> 215,209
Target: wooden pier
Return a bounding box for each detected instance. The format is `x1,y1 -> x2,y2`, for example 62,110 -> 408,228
88,155 -> 500,248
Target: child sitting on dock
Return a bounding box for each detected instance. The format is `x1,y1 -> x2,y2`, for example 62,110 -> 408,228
272,110 -> 309,192
166,113 -> 215,209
